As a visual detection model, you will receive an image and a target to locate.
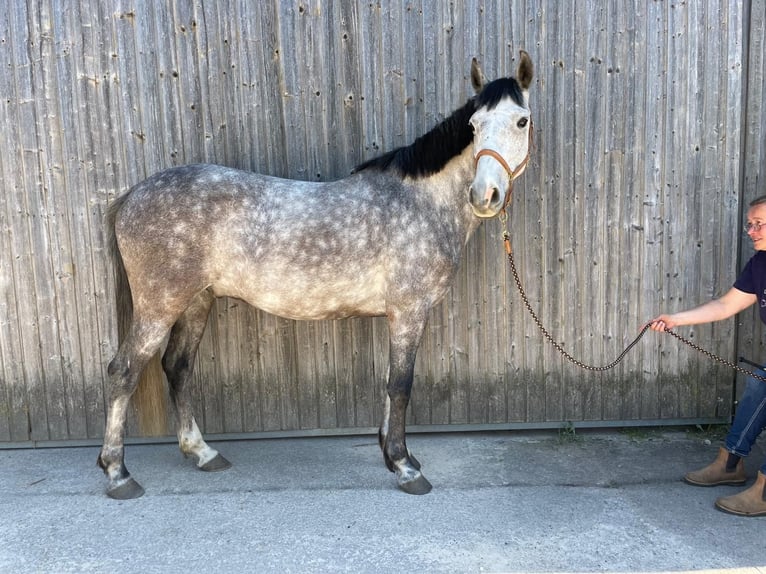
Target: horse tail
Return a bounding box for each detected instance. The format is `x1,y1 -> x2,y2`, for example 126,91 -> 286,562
107,193 -> 169,437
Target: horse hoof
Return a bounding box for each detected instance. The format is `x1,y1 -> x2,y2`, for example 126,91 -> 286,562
106,478 -> 145,500
199,453 -> 232,472
398,473 -> 433,495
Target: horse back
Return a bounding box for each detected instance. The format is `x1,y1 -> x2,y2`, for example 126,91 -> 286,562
113,163 -> 466,321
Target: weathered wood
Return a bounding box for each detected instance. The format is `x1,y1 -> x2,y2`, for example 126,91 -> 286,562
0,0 -> 758,442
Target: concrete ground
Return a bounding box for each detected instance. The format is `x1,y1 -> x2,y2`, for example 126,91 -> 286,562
1,428 -> 765,574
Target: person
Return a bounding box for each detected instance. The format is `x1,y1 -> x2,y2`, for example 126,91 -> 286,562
647,195 -> 766,517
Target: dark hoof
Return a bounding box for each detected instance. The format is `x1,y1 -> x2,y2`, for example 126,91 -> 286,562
398,473 -> 433,495
106,478 -> 145,500
200,453 -> 232,472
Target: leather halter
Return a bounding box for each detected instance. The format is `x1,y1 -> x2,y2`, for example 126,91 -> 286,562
473,123 -> 533,210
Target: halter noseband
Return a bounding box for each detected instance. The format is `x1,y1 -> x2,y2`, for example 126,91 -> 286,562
473,123 -> 534,210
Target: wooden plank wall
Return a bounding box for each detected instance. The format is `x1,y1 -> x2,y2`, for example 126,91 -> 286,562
0,0 -> 758,442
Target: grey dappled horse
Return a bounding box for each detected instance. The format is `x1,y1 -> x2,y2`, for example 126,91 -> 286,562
98,53 -> 534,499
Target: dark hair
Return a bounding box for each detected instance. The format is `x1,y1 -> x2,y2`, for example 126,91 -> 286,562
354,77 -> 526,178
750,195 -> 766,207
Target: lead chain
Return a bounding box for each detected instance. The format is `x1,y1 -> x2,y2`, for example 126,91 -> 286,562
504,233 -> 766,383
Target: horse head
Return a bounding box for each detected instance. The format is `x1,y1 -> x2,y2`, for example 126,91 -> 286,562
468,51 -> 534,218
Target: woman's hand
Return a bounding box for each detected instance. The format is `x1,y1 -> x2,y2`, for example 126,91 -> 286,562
644,315 -> 677,332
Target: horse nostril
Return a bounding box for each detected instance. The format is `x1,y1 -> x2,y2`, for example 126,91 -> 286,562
486,186 -> 500,206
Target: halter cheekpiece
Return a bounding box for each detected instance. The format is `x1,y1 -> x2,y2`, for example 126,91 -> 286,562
473,122 -> 534,210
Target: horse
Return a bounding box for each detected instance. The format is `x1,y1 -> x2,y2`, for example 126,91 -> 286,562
98,52 -> 534,499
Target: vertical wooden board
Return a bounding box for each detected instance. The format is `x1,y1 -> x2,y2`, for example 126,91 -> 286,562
579,0 -> 610,421
484,227 -> 510,424
448,275 -> 470,424
276,317 -> 300,431
167,0 -> 207,165
638,0 -> 667,420
276,317 -> 300,429
315,319 -> 339,430
601,0 -> 631,420
256,1 -> 290,176
615,0 -> 646,422
379,1 -> 406,154
220,301 -> 245,433
218,0 -> 250,166
274,2 -> 309,179
411,314 -> 431,426
215,7 -> 240,161
563,0 -> 592,421
255,312 -> 287,431
294,321 -> 320,431
515,0 -> 544,424
0,153 -> 19,440
298,2 -> 332,181
420,4 -> 440,145
686,1 -> 714,419
356,1 -> 383,162
332,0 -> 365,174
0,3 -> 30,441
332,318 -> 355,428
38,1 -> 92,440
424,305 -> 450,424
536,5 -> 567,424
110,5 -> 149,183
713,0 -> 745,414
199,300 -> 225,434
131,5 -> 170,173
658,1 -> 690,420
554,1 -> 585,421
682,2 -> 706,419
6,0 -> 60,441
369,317 -> 388,427
0,183 -> 13,440
403,0 -> 427,143
466,229 -> 488,424
239,307 -> 264,432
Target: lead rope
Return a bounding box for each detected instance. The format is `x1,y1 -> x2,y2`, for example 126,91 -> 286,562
500,219 -> 766,382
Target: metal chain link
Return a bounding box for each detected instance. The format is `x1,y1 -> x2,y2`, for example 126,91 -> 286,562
503,232 -> 766,382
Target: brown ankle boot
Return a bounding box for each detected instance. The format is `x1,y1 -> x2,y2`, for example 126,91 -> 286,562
715,471 -> 766,516
684,446 -> 746,486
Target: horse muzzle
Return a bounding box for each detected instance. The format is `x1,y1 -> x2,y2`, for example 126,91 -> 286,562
468,179 -> 510,218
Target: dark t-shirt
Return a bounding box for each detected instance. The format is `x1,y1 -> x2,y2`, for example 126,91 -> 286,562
733,251 -> 766,325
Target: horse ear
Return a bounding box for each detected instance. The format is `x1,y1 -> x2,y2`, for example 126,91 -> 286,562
517,50 -> 534,90
470,57 -> 486,93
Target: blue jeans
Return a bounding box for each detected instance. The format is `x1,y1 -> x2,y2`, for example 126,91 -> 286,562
726,367 -> 766,474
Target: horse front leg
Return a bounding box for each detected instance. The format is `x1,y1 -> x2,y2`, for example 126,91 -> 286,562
380,311 -> 432,495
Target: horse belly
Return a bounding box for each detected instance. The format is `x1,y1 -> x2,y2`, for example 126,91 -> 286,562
213,267 -> 387,321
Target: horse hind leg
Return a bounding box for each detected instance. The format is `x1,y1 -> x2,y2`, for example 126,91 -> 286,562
98,321 -> 170,499
163,289 -> 231,473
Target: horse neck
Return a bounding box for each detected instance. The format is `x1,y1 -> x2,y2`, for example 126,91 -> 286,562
414,144 -> 483,239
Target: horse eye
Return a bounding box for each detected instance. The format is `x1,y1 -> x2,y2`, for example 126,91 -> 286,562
517,117 -> 529,128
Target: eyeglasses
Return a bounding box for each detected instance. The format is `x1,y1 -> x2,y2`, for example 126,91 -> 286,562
744,222 -> 766,233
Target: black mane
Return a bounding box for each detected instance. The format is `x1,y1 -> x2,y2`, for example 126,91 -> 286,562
354,77 -> 525,178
